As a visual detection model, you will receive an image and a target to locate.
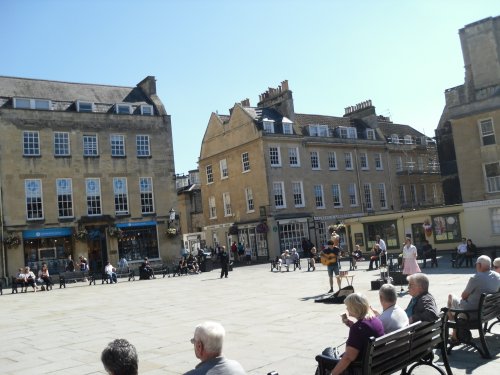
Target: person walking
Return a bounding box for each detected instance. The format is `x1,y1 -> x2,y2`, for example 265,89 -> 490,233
219,246 -> 229,278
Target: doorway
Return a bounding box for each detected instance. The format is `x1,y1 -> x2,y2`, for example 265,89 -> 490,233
86,226 -> 108,272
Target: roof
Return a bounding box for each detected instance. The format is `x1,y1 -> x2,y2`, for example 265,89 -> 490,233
295,113 -> 351,128
377,122 -> 426,138
0,76 -> 150,104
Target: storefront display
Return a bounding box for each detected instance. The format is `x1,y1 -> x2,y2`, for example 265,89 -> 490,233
116,221 -> 159,261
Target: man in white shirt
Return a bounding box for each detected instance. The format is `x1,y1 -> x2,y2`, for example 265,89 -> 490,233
376,235 -> 387,267
105,262 -> 117,283
371,284 -> 409,333
456,238 -> 468,268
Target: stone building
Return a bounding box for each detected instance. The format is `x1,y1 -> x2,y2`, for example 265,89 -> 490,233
436,16 -> 500,246
0,76 -> 178,279
199,81 -> 442,259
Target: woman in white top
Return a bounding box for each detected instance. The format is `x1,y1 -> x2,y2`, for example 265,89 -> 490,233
402,237 -> 421,276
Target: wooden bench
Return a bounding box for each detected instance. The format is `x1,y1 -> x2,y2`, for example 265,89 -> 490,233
443,290 -> 500,358
59,271 -> 91,288
98,268 -> 136,284
315,314 -> 451,375
11,276 -> 27,293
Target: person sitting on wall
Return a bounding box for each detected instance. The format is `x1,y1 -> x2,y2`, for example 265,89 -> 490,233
139,257 -> 154,280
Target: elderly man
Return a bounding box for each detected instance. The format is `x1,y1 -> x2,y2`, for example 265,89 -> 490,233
405,273 -> 439,323
494,257 -> 500,273
101,338 -> 138,375
371,284 -> 409,333
185,321 -> 246,375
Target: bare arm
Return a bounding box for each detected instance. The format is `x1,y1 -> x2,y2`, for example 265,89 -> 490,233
331,346 -> 359,375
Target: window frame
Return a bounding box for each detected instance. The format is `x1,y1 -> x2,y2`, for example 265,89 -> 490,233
269,146 -> 282,167
136,135 -> 151,157
288,147 -> 300,167
241,152 -> 250,172
110,134 -> 126,157
25,179 -> 44,220
314,184 -> 325,209
83,134 -> 99,157
375,153 -> 383,170
14,98 -> 51,110
23,131 -> 41,156
344,152 -> 353,170
377,183 -> 387,209
479,118 -> 496,146
56,178 -> 73,218
208,196 -> 217,219
484,161 -> 500,193
139,177 -> 155,214
113,177 -> 129,215
140,104 -> 154,116
54,132 -> 71,157
310,151 -> 320,170
245,187 -> 255,212
76,100 -> 94,113
220,159 -> 228,179
332,184 -> 342,208
263,119 -> 275,133
115,103 -> 132,115
273,181 -> 286,209
223,192 -> 232,216
206,165 -> 214,184
432,214 -> 461,243
360,152 -> 369,170
328,151 -> 337,170
348,183 -> 358,206
292,181 -> 305,207
85,178 -> 102,216
363,183 -> 373,210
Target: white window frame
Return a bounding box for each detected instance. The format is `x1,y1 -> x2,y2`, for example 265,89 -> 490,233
328,152 -> 337,170
140,104 -> 153,116
273,181 -> 286,209
241,152 -> 250,172
23,131 -> 40,156
391,134 -> 400,144
344,152 -> 353,170
484,161 -> 500,193
314,185 -> 325,209
208,196 -> 217,219
348,127 -> 357,139
136,135 -> 151,157
310,151 -> 320,170
263,119 -> 275,133
332,184 -> 342,208
269,146 -> 281,167
377,183 -> 387,209
366,129 -> 375,140
86,178 -> 102,216
206,165 -> 214,184
113,177 -> 129,215
223,192 -> 232,216
490,207 -> 500,234
360,152 -> 369,170
83,134 -> 99,157
479,118 -> 496,146
309,124 -> 328,137
375,153 -> 383,170
363,183 -> 373,210
245,187 -> 254,212
404,135 -> 413,144
115,103 -> 132,114
14,98 -> 51,110
56,178 -> 73,218
395,156 -> 403,172
54,132 -> 70,156
292,181 -> 305,207
110,134 -> 126,157
288,147 -> 300,167
282,120 -> 293,134
140,177 -> 155,214
220,159 -> 228,179
25,179 -> 44,220
76,100 -> 94,113
348,183 -> 358,206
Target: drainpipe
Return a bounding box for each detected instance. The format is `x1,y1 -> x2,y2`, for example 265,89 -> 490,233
0,178 -> 6,283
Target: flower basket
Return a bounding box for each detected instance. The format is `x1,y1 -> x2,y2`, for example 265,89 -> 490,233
228,225 -> 239,235
328,223 -> 346,235
423,219 -> 432,237
3,233 -> 21,248
166,227 -> 178,238
74,229 -> 88,242
256,223 -> 268,234
108,226 -> 124,239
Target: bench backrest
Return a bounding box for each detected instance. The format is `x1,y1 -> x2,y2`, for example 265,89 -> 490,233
359,315 -> 445,375
479,291 -> 500,323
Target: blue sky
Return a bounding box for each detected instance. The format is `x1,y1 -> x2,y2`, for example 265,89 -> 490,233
1,0 -> 499,173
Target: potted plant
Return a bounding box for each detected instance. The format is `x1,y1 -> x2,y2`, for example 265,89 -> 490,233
3,233 -> 21,248
108,226 -> 124,239
166,227 -> 178,238
74,228 -> 88,242
328,223 -> 346,235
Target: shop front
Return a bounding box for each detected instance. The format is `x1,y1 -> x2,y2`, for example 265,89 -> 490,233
116,221 -> 159,263
22,227 -> 73,275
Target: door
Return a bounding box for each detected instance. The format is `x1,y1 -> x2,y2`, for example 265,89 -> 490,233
87,227 -> 108,272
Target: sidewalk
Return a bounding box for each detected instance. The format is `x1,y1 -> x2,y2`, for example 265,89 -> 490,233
0,258 -> 498,374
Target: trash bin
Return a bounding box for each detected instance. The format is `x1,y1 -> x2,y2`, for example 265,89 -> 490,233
200,258 -> 213,272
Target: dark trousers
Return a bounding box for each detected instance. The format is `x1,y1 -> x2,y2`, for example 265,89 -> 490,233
369,257 -> 379,270
220,265 -> 228,278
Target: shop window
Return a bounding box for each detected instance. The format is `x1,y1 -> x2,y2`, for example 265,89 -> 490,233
432,214 -> 461,243
117,226 -> 159,261
364,221 -> 399,249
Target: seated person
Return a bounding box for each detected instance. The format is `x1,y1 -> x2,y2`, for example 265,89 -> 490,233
368,244 -> 381,270
78,255 -> 89,271
420,240 -> 433,268
281,249 -> 291,270
324,293 -> 385,375
24,266 -> 37,292
405,273 -> 439,324
186,254 -> 200,274
139,257 -> 154,279
38,262 -> 53,291
272,256 -> 282,271
371,284 -> 409,333
291,248 -> 301,269
105,262 -> 118,283
351,245 -> 363,269
447,255 -> 500,342
177,258 -> 188,275
15,267 -> 26,289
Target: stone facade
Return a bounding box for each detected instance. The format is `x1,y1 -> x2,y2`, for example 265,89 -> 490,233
0,76 -> 178,279
199,81 -> 442,258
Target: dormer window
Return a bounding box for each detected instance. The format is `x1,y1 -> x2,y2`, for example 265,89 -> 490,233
390,134 -> 400,144
76,100 -> 94,113
366,129 -> 375,140
338,126 -> 357,139
309,124 -> 328,137
282,117 -> 293,134
141,104 -> 153,116
115,103 -> 132,114
404,135 -> 413,144
14,98 -> 51,110
263,118 -> 275,133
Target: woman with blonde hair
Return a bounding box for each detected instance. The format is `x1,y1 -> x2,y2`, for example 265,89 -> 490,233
328,293 -> 385,375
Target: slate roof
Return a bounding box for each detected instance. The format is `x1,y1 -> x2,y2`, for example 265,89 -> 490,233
377,122 -> 426,138
295,113 -> 351,128
0,76 -> 149,104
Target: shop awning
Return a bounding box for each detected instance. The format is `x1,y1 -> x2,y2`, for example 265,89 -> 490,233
116,221 -> 157,229
23,227 -> 73,239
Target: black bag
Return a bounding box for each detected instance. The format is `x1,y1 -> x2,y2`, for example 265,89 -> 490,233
315,285 -> 354,304
321,346 -> 341,359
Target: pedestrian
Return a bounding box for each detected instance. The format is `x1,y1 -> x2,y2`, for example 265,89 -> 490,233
465,239 -> 477,268
101,338 -> 138,375
231,241 -> 238,261
244,245 -> 252,265
65,254 -> 75,272
219,246 -> 229,278
376,235 -> 387,266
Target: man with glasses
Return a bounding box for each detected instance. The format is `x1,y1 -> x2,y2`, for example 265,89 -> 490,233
185,321 -> 246,375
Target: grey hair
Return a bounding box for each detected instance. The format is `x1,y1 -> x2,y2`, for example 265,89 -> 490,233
379,284 -> 398,304
493,257 -> 500,268
407,273 -> 429,292
101,338 -> 138,375
194,321 -> 225,354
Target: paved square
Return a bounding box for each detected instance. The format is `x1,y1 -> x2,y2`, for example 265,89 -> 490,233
0,258 -> 499,374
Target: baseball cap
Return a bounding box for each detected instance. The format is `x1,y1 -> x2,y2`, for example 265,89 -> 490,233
476,255 -> 491,267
